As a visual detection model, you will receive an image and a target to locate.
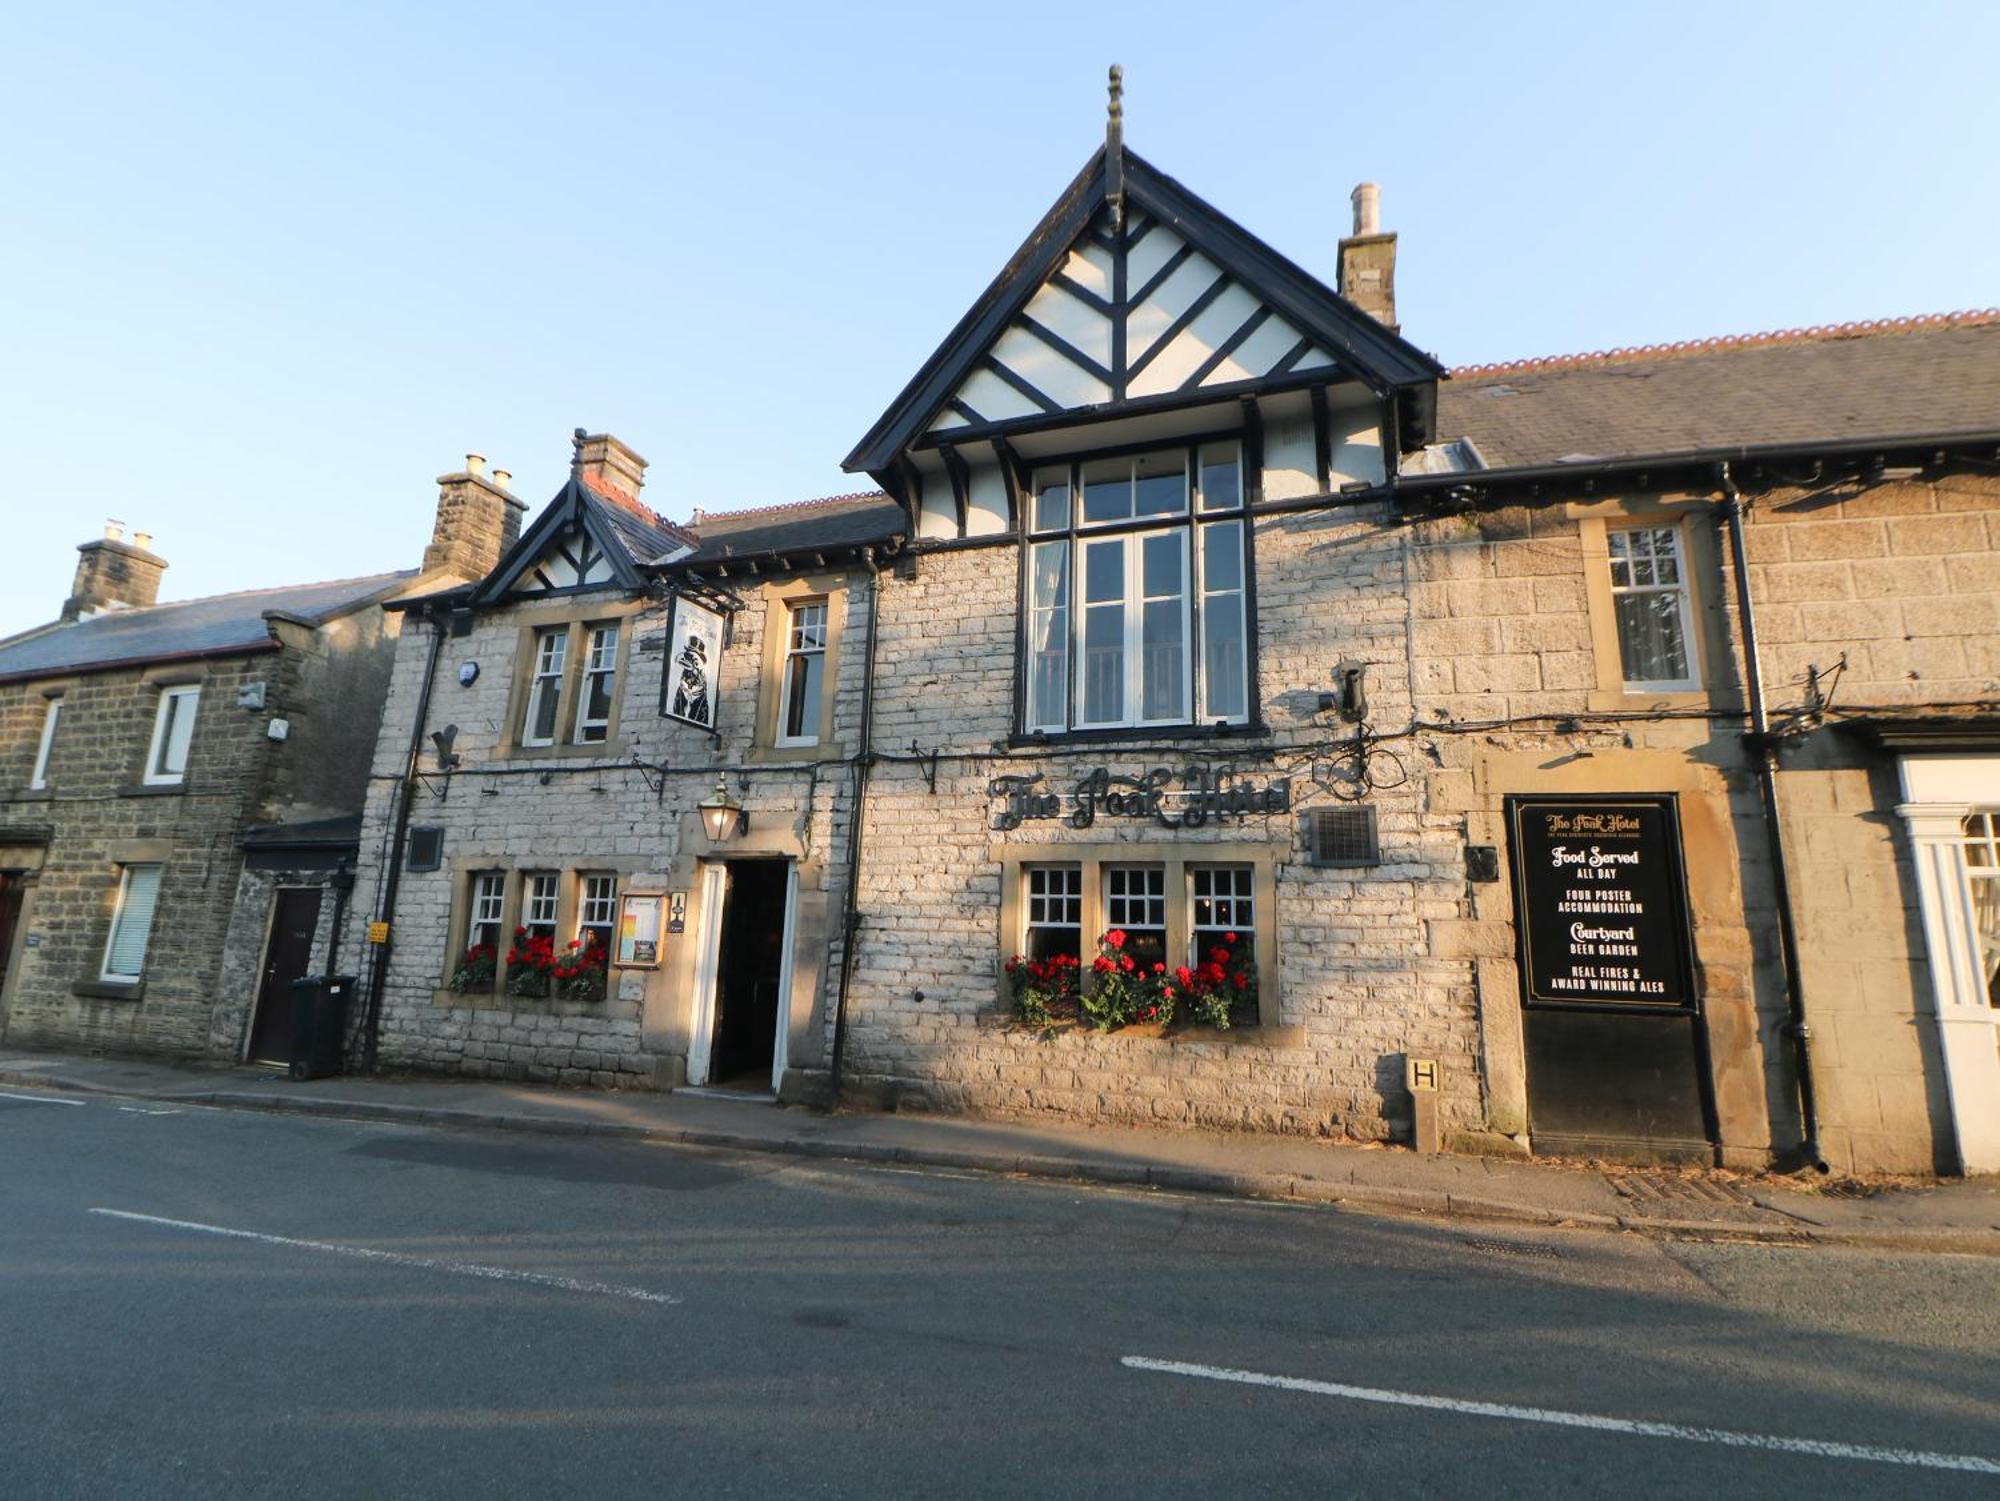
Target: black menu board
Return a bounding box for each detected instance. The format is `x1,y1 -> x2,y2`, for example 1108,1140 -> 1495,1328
1506,795 -> 1695,1010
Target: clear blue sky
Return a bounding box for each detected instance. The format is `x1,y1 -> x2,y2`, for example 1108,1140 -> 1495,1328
3,1 -> 1995,638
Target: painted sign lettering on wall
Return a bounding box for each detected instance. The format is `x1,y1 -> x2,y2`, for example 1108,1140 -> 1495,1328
1505,794 -> 1695,1009
661,596 -> 725,731
989,765 -> 1291,832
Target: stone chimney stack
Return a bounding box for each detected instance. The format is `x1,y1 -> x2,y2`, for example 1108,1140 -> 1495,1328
423,455 -> 528,582
63,520 -> 167,621
1338,181 -> 1398,332
573,431 -> 648,510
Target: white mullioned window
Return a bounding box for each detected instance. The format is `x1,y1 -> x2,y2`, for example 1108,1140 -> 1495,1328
1963,811 -> 2000,1007
1024,441 -> 1247,734
468,872 -> 506,952
29,694 -> 62,789
577,873 -> 618,954
779,599 -> 829,746
1023,865 -> 1082,963
522,872 -> 560,942
101,864 -> 163,981
574,623 -> 620,744
1607,525 -> 1700,691
144,685 -> 199,785
522,628 -> 568,746
1190,864 -> 1258,1024
1104,864 -> 1167,971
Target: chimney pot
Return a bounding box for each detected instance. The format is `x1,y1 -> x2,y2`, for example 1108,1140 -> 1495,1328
491,469 -> 512,491
1351,182 -> 1381,237
104,518 -> 125,542
466,453 -> 487,478
134,531 -> 154,552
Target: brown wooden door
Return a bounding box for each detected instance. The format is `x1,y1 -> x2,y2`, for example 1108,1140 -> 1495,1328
246,889 -> 323,1065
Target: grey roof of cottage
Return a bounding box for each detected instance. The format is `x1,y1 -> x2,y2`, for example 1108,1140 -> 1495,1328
1435,311 -> 2000,471
670,492 -> 905,566
0,571 -> 416,684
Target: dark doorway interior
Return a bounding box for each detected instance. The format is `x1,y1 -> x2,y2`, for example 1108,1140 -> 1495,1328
0,874 -> 24,1025
246,888 -> 323,1065
710,859 -> 789,1092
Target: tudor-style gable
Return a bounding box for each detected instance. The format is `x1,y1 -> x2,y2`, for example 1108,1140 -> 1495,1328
845,113 -> 1443,540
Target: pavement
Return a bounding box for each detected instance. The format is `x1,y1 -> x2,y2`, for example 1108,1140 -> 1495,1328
3,1045 -> 1996,1255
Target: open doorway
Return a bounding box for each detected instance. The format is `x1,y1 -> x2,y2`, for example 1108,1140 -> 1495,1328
694,858 -> 793,1094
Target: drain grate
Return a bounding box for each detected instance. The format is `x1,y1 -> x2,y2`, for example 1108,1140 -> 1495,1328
1461,1237 -> 1565,1261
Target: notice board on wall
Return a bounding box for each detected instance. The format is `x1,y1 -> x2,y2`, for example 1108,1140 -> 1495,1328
1505,794 -> 1696,1011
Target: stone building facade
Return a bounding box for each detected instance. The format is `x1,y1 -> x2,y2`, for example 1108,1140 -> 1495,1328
0,470 -> 515,1064
338,132 -> 1997,1177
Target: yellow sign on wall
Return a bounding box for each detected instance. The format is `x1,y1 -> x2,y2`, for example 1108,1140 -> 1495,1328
366,921 -> 391,945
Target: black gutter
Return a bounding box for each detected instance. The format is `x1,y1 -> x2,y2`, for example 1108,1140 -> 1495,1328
357,609 -> 448,1073
1719,461 -> 1826,1172
827,546 -> 883,1103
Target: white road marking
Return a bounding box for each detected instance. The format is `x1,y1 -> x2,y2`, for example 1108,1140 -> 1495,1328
89,1208 -> 681,1306
1121,1356 -> 2000,1476
118,1106 -> 180,1116
0,1090 -> 84,1106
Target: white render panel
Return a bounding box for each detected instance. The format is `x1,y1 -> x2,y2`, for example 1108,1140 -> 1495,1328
918,483 -> 958,540
1127,282 -> 1262,398
1262,412 -> 1319,500
1126,253 -> 1222,358
1201,313 -> 1307,387
1125,223 -> 1185,290
1330,406 -> 1386,487
965,460 -> 1010,535
1067,241 -> 1114,297
991,324 -> 1111,409
954,365 -> 1045,424
929,408 -> 968,433
1295,346 -> 1338,372
1022,283 -> 1113,367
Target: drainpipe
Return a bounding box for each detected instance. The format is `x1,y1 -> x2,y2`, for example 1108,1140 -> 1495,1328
324,858 -> 355,977
1718,462 -> 1826,1171
358,608 -> 449,1073
827,546 -> 883,1103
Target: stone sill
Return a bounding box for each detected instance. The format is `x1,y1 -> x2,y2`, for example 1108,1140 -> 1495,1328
975,1011 -> 1306,1050
119,782 -> 188,798
7,788 -> 54,802
72,980 -> 145,1001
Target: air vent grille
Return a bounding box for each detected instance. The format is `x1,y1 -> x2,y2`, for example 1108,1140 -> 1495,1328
1303,806 -> 1379,868
406,826 -> 445,873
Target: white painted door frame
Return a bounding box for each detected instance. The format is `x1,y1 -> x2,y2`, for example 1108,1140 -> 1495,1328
685,862 -> 728,1087
769,862 -> 800,1095
1896,754 -> 2000,1175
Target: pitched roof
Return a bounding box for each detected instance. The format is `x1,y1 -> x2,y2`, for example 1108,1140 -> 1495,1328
0,571 -> 416,684
578,472 -> 698,561
1435,310 -> 2000,471
671,493 -> 904,567
845,146 -> 1443,476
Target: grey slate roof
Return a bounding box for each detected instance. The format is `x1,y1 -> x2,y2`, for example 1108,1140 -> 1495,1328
673,493 -> 905,566
1435,312 -> 2000,471
0,571 -> 415,683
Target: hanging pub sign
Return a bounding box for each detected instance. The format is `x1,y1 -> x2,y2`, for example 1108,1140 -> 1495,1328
989,765 -> 1291,833
616,893 -> 663,968
1505,794 -> 1696,1010
661,595 -> 724,731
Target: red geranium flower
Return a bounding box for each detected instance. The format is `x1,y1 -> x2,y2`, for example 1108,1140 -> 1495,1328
1106,930 -> 1127,949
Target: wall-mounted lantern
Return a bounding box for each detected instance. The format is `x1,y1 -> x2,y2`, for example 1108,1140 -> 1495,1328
699,773 -> 748,842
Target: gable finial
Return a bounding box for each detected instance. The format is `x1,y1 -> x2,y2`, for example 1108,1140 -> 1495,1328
571,427 -> 587,477
1106,64 -> 1125,227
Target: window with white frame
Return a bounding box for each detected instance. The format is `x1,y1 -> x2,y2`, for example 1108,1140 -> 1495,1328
101,864 -> 163,982
468,872 -> 506,952
522,629 -> 568,746
1606,525 -> 1699,690
1104,864 -> 1167,971
522,872 -> 560,942
1190,864 -> 1258,1024
1963,810 -> 2000,1007
577,873 -> 618,954
1024,441 -> 1249,734
143,685 -> 199,785
574,623 -> 620,744
1023,865 -> 1082,963
779,599 -> 828,746
29,694 -> 62,790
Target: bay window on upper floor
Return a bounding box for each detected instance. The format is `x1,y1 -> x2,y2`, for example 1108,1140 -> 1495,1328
1024,439 -> 1251,736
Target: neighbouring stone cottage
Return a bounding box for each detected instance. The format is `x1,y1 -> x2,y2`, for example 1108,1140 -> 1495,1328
343,114 -> 1998,1175
0,470 -> 517,1065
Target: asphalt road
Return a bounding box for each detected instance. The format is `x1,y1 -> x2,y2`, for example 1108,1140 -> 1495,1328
1,1087 -> 1995,1499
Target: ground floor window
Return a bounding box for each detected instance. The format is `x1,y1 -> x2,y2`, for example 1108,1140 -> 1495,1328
449,871 -> 507,992
577,874 -> 618,954
1104,865 -> 1168,971
102,864 -> 162,982
1025,865 -> 1082,963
